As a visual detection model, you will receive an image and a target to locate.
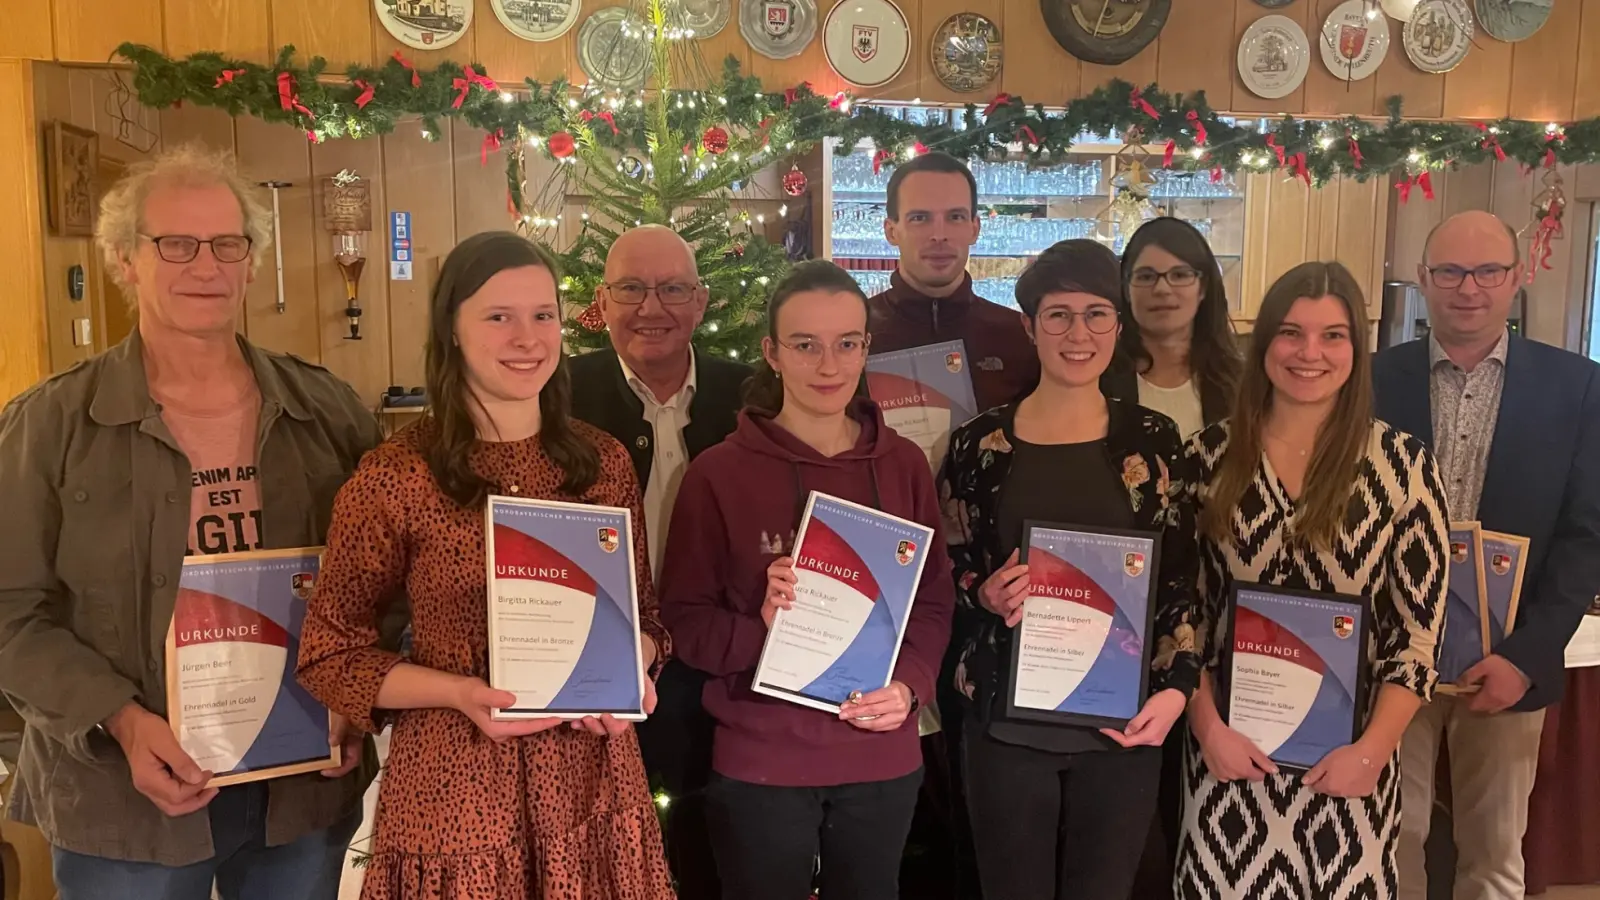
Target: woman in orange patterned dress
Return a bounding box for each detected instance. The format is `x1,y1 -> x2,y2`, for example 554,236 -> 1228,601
297,231 -> 675,900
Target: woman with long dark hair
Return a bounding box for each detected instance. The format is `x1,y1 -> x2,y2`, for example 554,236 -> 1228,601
1103,216 -> 1242,437
1176,262 -> 1447,900
297,232 -> 674,899
659,260 -> 953,900
938,239 -> 1203,898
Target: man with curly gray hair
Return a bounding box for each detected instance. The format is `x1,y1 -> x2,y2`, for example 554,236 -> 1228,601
0,143 -> 385,898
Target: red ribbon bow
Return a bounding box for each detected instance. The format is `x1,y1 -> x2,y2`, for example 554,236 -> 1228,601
276,72 -> 312,119
1186,111 -> 1207,146
214,68 -> 246,88
829,92 -> 849,110
451,69 -> 499,110
579,109 -> 619,135
1396,172 -> 1436,204
872,149 -> 894,175
1163,141 -> 1175,169
983,93 -> 1013,118
1265,134 -> 1286,168
1129,87 -> 1159,120
393,50 -> 421,88
1210,167 -> 1224,185
784,81 -> 813,107
352,79 -> 375,109
1528,195 -> 1565,278
481,128 -> 504,166
1017,125 -> 1038,148
1290,152 -> 1310,185
1348,136 -> 1364,170
1472,123 -> 1507,162
1418,172 -> 1435,200
1544,130 -> 1566,168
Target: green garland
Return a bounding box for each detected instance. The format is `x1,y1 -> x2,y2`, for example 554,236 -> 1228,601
115,40 -> 1600,197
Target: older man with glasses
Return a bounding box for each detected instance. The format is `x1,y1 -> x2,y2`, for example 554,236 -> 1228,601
0,144 -> 385,899
568,223 -> 752,900
1374,210 -> 1600,900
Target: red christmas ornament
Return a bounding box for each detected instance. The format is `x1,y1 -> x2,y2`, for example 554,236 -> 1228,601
577,301 -> 607,332
782,165 -> 808,197
548,131 -> 576,158
702,125 -> 730,154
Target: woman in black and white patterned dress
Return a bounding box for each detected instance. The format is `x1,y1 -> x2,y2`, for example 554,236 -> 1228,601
1175,261 -> 1448,900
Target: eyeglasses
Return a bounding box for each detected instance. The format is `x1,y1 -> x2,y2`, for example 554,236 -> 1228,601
1037,306 -> 1118,336
139,234 -> 253,264
775,336 -> 870,367
1424,263 -> 1514,289
603,281 -> 703,305
1128,266 -> 1201,289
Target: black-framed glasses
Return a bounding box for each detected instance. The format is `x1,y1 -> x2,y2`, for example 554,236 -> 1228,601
1424,263 -> 1513,289
603,280 -> 703,306
1037,305 -> 1118,336
139,233 -> 253,264
1128,266 -> 1201,289
775,336 -> 870,367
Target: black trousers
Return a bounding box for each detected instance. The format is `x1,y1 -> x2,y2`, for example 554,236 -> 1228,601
963,717 -> 1162,900
704,768 -> 923,900
636,660 -> 720,900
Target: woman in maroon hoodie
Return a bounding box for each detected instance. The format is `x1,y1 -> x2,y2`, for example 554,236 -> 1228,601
659,259 -> 955,900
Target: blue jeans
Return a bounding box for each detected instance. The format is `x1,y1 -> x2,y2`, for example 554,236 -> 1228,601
51,782 -> 361,900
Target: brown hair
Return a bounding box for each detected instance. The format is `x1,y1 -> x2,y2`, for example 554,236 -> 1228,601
742,259 -> 871,415
1013,238 -> 1122,317
1201,261 -> 1373,551
422,231 -> 599,507
1117,217 -> 1243,417
885,151 -> 978,221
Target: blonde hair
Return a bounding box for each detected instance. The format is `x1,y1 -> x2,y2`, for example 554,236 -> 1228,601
95,142 -> 274,293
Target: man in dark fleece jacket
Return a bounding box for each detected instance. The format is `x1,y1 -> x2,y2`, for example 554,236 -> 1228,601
868,152 -> 1039,413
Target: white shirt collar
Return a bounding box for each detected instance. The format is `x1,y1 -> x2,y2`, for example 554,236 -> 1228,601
617,349 -> 697,409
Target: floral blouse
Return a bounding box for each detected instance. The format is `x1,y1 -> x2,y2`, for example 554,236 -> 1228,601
936,399 -> 1204,708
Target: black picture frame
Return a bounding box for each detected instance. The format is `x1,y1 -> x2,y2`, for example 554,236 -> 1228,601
1218,582 -> 1373,773
1040,0 -> 1172,66
1000,520 -> 1161,731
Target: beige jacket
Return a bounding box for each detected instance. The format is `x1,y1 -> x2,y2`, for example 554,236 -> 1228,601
0,331 -> 387,866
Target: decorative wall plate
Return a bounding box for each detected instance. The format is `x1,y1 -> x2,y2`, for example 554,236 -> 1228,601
680,0 -> 733,38
740,0 -> 819,60
1253,0 -> 1296,6
375,0 -> 472,50
932,12 -> 1003,93
1320,0 -> 1390,81
490,0 -> 580,41
1382,0 -> 1421,20
823,0 -> 910,88
1041,0 -> 1171,66
1237,14 -> 1310,99
1404,0 -> 1473,72
578,7 -> 652,90
1475,0 -> 1551,42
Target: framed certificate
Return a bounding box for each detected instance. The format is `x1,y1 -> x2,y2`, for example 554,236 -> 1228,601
166,548 -> 337,787
484,496 -> 646,721
864,339 -> 979,470
1222,583 -> 1371,771
752,492 -> 935,714
1480,530 -> 1528,647
1437,522 -> 1491,692
1002,522 -> 1160,730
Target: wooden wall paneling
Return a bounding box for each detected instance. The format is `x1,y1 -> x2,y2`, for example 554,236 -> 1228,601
1000,0 -> 1078,105
1261,175 -> 1311,292
454,121 -> 520,239
1506,0 -> 1583,125
34,64 -> 96,375
1441,34 -> 1513,120
371,3 -> 476,70
159,106 -> 236,154
1372,18 -> 1443,118
1230,0 -> 1311,115
1155,2 -> 1235,108
270,0 -> 374,70
162,0 -> 272,64
690,15 -> 750,95
471,0 -> 570,86
1238,170 -> 1273,318
1306,173 -> 1343,263
1081,43 -> 1157,98
0,3 -> 56,60
72,68 -> 159,163
381,124 -> 456,390
1301,0 -> 1378,117
1332,176 -> 1384,316
52,0 -> 163,64
235,118 -> 322,362
1442,161 -> 1495,217
1490,159 -> 1564,345
0,61 -> 51,404
1575,0 -> 1600,119
310,135 -> 391,405
1387,179 -> 1445,280
915,0 -> 986,106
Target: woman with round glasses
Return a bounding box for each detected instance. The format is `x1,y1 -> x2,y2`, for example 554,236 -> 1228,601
658,260 -> 954,900
1104,217 -> 1242,440
936,239 -> 1202,898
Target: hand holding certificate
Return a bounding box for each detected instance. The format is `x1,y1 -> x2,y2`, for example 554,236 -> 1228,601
485,496 -> 648,723
752,492 -> 934,717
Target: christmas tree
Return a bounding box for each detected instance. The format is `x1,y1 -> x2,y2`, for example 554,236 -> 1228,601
507,0 -> 824,363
